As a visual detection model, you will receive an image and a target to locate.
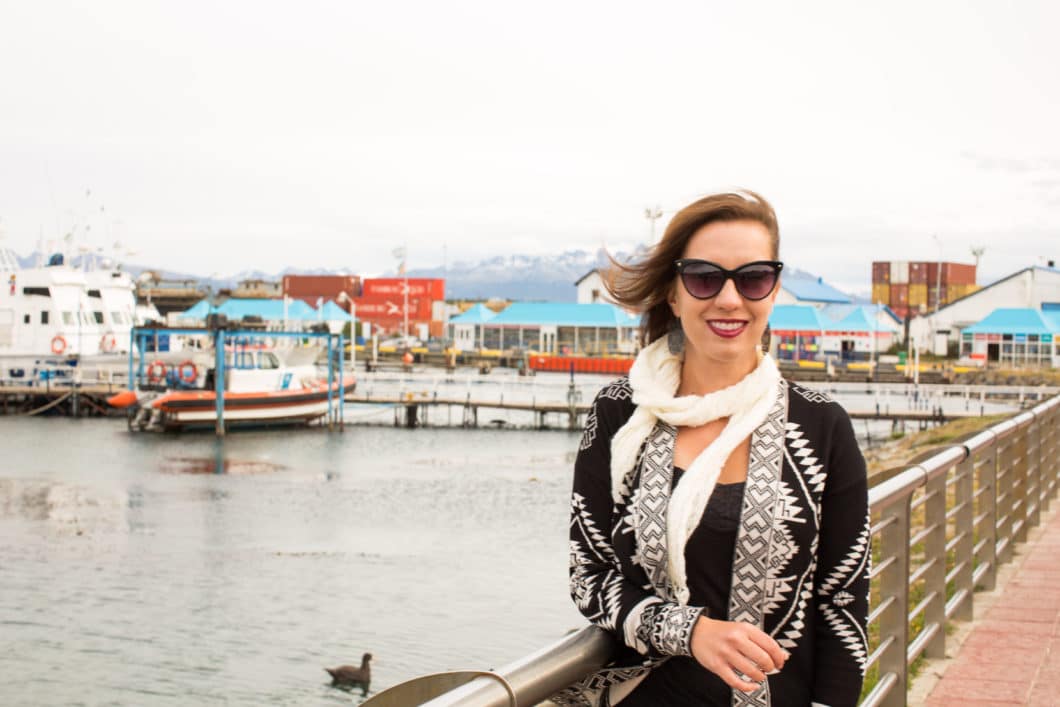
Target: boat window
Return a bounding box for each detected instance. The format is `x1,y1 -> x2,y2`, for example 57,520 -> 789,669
259,352 -> 280,369
81,312 -> 94,326
87,289 -> 102,298
62,312 -> 75,326
22,287 -> 50,297
41,311 -> 49,325
93,311 -> 105,324
112,311 -> 125,325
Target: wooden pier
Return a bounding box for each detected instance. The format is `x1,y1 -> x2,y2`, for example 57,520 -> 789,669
0,384 -> 127,418
345,394 -> 977,430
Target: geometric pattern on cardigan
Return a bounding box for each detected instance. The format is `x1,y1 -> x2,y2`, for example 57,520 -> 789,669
727,383 -> 788,707
631,423 -> 677,601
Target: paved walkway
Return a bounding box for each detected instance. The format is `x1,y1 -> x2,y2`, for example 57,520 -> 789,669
913,498 -> 1060,706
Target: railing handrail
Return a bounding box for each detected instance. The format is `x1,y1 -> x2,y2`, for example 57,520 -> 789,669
414,394 -> 1060,707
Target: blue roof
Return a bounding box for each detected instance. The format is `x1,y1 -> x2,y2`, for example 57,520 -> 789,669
487,302 -> 639,327
1043,310 -> 1060,330
782,276 -> 852,304
178,299 -> 214,319
450,303 -> 497,324
319,301 -> 353,321
963,308 -> 1060,335
769,304 -> 828,332
825,305 -> 900,333
173,298 -> 320,322
820,303 -> 902,326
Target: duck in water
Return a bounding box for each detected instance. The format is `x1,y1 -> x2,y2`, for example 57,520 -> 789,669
325,653 -> 372,694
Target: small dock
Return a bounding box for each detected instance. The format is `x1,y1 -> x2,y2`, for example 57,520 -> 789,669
345,393 -> 977,430
0,384 -> 126,418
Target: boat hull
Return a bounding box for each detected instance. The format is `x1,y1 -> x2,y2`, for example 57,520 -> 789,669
123,381 -> 356,431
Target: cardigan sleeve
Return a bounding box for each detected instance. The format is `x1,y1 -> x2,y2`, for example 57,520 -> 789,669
569,385 -> 705,659
811,405 -> 871,706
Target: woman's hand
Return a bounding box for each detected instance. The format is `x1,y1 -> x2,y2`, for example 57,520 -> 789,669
690,616 -> 788,692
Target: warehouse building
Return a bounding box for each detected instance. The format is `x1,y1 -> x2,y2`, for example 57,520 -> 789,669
959,308 -> 1060,367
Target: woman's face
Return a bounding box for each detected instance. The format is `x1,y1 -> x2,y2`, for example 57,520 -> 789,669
669,219 -> 779,368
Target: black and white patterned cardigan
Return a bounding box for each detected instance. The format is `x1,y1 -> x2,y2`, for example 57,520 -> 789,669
553,377 -> 870,707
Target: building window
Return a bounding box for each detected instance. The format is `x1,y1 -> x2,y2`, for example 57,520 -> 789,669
24,314 -> 30,324
40,311 -> 49,325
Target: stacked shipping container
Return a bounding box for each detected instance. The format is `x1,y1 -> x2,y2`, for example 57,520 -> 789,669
282,274 -> 447,339
871,260 -> 978,319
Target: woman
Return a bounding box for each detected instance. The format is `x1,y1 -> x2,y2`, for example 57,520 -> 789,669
553,191 -> 869,707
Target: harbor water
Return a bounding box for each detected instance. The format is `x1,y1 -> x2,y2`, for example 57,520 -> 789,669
1,417 -> 584,706
0,373 -> 1020,705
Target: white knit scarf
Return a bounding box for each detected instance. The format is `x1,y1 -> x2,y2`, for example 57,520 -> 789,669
610,336 -> 781,605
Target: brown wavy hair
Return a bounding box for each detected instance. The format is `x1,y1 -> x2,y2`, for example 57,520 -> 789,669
605,190 -> 780,347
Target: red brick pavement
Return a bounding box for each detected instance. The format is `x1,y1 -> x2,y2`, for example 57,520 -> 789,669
923,502 -> 1060,706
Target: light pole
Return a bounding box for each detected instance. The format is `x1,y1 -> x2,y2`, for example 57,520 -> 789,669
644,205 -> 663,241
392,245 -> 408,344
932,234 -> 943,313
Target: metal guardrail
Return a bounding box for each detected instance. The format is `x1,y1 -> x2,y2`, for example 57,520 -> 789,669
403,393 -> 1060,707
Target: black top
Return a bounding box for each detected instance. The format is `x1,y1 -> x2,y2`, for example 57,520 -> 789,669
622,469 -> 743,707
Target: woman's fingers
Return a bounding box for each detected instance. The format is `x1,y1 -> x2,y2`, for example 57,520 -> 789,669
690,617 -> 789,692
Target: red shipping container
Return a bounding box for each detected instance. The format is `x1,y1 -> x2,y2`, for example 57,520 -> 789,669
890,284 -> 909,305
942,263 -> 976,285
429,321 -> 444,339
283,275 -> 361,303
871,262 -> 890,284
909,262 -> 929,284
361,278 -> 445,300
354,295 -> 433,321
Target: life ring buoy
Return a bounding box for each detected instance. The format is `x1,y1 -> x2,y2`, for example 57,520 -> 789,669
177,360 -> 198,385
51,335 -> 67,355
100,333 -> 118,353
147,360 -> 167,383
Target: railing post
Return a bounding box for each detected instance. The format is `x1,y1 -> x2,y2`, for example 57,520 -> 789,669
922,471 -> 947,659
877,499 -> 911,707
1039,404 -> 1057,511
975,441 -> 998,592
1013,424 -> 1030,544
1025,412 -> 1041,530
952,454 -> 975,622
995,435 -> 1014,566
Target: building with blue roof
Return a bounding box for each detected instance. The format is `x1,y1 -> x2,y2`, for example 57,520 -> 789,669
172,297 -> 331,330
909,264 -> 1060,356
475,302 -> 639,354
449,303 -> 497,351
768,304 -> 899,362
776,275 -> 852,306
959,307 -> 1059,366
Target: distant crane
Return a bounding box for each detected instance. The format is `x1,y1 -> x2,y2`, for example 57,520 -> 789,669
970,246 -> 985,274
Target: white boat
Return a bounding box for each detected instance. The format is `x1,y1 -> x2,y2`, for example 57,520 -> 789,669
107,341 -> 355,431
0,249 -> 145,386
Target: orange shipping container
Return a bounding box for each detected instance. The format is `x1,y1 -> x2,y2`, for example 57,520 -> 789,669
908,283 -> 928,306
871,283 -> 890,304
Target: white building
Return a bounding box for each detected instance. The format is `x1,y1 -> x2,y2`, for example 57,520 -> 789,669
575,269 -> 611,304
909,266 -> 1060,355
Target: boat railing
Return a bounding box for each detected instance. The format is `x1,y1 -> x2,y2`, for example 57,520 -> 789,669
404,393 -> 1060,707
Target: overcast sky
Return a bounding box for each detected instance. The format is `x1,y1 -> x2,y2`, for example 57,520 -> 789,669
1,0 -> 1057,293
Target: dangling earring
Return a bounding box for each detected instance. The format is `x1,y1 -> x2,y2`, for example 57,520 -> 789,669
667,320 -> 685,355
760,324 -> 772,352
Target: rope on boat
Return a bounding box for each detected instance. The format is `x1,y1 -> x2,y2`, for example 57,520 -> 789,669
22,391 -> 73,416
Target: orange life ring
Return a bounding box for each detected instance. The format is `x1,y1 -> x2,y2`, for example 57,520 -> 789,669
100,333 -> 118,353
147,360 -> 168,383
51,335 -> 67,355
177,360 -> 198,385
402,351 -> 414,365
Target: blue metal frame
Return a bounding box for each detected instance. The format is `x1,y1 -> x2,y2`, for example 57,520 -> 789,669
128,326 -> 348,436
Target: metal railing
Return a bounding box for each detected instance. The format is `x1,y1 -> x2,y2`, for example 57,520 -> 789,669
399,394 -> 1060,707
